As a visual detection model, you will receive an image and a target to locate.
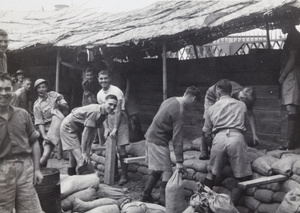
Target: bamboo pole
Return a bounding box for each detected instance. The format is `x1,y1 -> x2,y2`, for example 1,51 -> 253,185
266,22 -> 271,49
162,41 -> 167,100
55,48 -> 63,160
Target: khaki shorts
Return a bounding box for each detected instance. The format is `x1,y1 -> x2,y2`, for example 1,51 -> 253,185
146,141 -> 172,172
60,115 -> 82,151
0,156 -> 43,213
209,129 -> 252,178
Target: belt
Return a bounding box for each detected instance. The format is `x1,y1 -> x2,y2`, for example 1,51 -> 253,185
215,128 -> 242,134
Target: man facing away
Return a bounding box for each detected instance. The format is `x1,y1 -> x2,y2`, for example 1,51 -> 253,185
97,70 -> 131,185
141,86 -> 201,205
60,94 -> 118,175
0,73 -> 43,212
202,79 -> 252,205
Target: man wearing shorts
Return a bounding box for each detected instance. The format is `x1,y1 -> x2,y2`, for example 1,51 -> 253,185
97,70 -> 130,185
0,73 -> 43,213
202,79 -> 252,205
141,86 -> 201,205
33,79 -> 69,167
200,80 -> 259,160
60,94 -> 118,175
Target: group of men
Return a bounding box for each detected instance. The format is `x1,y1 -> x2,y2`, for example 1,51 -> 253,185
1,16 -> 300,212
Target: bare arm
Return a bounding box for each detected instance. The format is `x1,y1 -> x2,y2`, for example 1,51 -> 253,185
279,50 -> 298,84
31,140 -> 43,185
247,110 -> 260,146
110,100 -> 122,137
81,126 -> 97,163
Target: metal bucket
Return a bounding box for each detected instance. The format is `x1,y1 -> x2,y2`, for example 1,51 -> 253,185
35,168 -> 61,213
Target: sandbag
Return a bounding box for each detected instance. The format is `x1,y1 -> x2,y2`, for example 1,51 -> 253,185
184,151 -> 201,160
293,160 -> 300,175
191,137 -> 202,151
166,170 -> 186,213
247,147 -> 266,163
243,196 -> 261,212
60,173 -> 100,199
212,186 -> 231,196
194,172 -> 207,183
280,179 -> 300,193
73,197 -> 119,212
291,174 -> 300,184
182,168 -> 196,180
271,155 -> 300,176
90,153 -> 106,165
276,188 -> 300,213
182,206 -> 195,213
252,155 -> 278,176
61,187 -> 97,211
183,159 -> 209,173
121,201 -> 166,213
272,192 -> 286,203
47,109 -> 64,146
85,204 -> 120,213
254,189 -> 274,203
267,150 -> 293,159
222,177 -> 238,191
182,179 -> 198,192
208,192 -> 239,213
245,187 -> 257,196
257,203 -> 280,213
97,184 -> 128,199
126,140 -> 146,156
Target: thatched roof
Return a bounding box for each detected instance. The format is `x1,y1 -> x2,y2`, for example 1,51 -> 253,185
1,0 -> 300,53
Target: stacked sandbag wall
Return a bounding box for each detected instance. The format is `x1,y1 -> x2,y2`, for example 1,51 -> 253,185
90,139 -> 300,213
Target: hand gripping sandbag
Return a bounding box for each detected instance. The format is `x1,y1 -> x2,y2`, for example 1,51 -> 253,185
166,170 -> 186,213
47,108 -> 65,146
207,191 -> 239,213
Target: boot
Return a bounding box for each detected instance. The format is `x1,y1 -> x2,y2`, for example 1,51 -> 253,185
199,137 -> 209,160
279,114 -> 297,150
140,171 -> 161,203
158,181 -> 167,206
67,167 -> 76,176
119,155 -> 128,186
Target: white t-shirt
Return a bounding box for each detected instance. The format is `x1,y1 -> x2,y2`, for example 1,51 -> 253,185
97,85 -> 125,110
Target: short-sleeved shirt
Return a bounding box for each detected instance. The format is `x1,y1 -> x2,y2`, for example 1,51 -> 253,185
13,82 -> 22,92
0,106 -> 40,158
70,104 -> 107,129
203,81 -> 244,119
97,85 -> 125,110
33,91 -> 67,125
0,53 -> 7,73
82,79 -> 101,106
203,95 -> 247,134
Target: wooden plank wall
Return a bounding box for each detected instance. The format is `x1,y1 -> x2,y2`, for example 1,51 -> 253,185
132,50 -> 284,146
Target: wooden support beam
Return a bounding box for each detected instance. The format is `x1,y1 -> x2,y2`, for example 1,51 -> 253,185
123,156 -> 146,164
162,41 -> 167,100
55,48 -> 63,160
265,22 -> 271,49
238,174 -> 288,190
104,137 -> 116,185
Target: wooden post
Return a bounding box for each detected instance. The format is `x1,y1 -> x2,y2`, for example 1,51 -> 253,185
104,137 -> 116,185
162,41 -> 167,100
55,48 -> 63,160
266,22 -> 271,49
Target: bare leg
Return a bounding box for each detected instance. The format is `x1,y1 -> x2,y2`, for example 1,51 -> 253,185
40,142 -> 55,167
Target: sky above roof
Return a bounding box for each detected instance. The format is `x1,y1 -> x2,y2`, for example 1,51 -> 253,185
0,0 -> 159,12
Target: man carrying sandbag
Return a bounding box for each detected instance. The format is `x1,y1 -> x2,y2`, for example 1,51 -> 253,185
202,79 -> 252,205
33,79 -> 69,167
60,94 -> 118,175
141,86 -> 201,205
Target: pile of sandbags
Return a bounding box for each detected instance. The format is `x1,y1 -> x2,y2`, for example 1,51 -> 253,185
60,173 -> 128,213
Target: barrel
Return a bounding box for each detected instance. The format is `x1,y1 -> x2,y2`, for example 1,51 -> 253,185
35,168 -> 61,213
